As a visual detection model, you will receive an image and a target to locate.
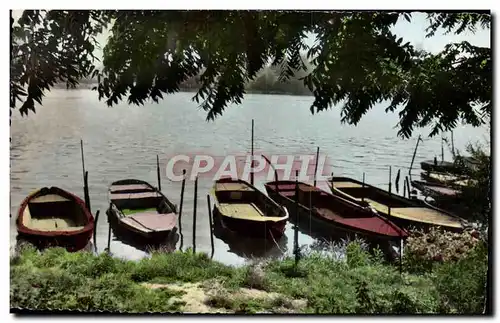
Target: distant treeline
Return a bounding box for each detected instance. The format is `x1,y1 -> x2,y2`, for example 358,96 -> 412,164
56,63 -> 314,96
179,65 -> 313,96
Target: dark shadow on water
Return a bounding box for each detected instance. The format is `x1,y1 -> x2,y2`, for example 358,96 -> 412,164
212,211 -> 288,260
107,217 -> 179,254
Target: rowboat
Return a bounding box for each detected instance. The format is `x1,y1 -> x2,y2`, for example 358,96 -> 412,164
421,156 -> 481,174
421,160 -> 459,174
328,176 -> 464,232
106,179 -> 178,242
264,180 -> 407,241
16,187 -> 94,251
411,180 -> 461,201
420,171 -> 471,187
211,178 -> 289,239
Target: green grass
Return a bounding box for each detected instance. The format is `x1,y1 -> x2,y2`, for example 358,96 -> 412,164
121,207 -> 158,216
10,240 -> 487,314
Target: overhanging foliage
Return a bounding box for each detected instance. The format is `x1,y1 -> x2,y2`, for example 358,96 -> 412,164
10,10 -> 491,138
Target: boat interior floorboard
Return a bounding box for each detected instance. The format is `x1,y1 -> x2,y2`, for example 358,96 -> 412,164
218,203 -> 266,220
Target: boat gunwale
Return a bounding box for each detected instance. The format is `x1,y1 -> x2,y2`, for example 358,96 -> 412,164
16,187 -> 95,237
264,180 -> 408,238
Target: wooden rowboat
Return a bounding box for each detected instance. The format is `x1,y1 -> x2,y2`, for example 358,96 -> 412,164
328,176 -> 464,232
211,178 -> 289,239
264,180 -> 407,241
411,180 -> 461,202
421,160 -> 459,174
106,179 -> 178,242
16,187 -> 95,251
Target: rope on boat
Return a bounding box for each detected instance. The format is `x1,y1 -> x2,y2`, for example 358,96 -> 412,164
269,229 -> 286,255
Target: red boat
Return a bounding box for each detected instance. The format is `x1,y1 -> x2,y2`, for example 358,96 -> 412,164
264,180 -> 407,241
211,178 -> 289,239
16,187 -> 95,251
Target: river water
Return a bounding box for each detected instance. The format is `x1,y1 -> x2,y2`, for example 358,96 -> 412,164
9,89 -> 489,265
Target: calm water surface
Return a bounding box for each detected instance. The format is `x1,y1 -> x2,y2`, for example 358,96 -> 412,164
10,89 -> 489,265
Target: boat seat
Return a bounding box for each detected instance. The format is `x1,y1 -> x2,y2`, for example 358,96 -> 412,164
333,182 -> 363,189
110,192 -> 161,200
121,212 -> 176,233
110,184 -> 152,193
215,183 -> 254,192
27,218 -> 85,232
218,203 -> 268,221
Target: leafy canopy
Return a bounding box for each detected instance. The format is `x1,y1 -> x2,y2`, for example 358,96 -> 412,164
10,10 -> 491,138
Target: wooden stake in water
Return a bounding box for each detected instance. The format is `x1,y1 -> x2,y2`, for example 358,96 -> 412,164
80,139 -> 86,181
80,140 -> 91,211
192,176 -> 198,253
395,169 -> 401,194
294,170 -> 300,267
405,176 -> 411,199
207,194 -> 215,259
409,135 -> 422,180
313,146 -> 320,187
178,170 -> 186,251
250,119 -> 255,185
388,166 -> 392,217
107,203 -> 112,253
157,155 -> 161,192
362,172 -> 365,202
93,210 -> 100,253
403,178 -> 407,198
84,171 -> 91,212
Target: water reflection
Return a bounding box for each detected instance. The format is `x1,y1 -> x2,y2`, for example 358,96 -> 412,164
106,215 -> 180,253
212,212 -> 288,260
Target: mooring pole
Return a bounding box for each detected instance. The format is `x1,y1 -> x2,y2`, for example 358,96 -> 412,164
178,170 -> 186,251
80,139 -> 86,181
207,194 -> 215,259
405,176 -> 411,199
294,170 -> 300,267
388,166 -> 392,217
409,135 -> 422,181
251,119 -> 255,185
106,206 -> 112,253
93,210 -> 100,253
403,177 -> 407,198
313,147 -> 320,187
84,171 -> 91,212
362,172 -> 365,202
192,176 -> 198,253
156,155 -> 161,192
80,140 -> 91,211
395,169 -> 401,195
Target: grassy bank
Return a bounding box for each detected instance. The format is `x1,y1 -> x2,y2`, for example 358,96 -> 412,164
10,235 -> 487,314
